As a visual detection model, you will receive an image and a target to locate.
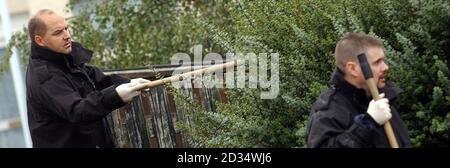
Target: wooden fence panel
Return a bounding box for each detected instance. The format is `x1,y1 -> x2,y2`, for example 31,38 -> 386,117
105,65 -> 228,148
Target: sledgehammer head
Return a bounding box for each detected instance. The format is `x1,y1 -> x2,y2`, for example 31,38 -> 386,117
357,53 -> 373,80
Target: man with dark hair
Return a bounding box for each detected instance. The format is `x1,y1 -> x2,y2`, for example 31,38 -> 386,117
305,32 -> 411,148
26,9 -> 150,147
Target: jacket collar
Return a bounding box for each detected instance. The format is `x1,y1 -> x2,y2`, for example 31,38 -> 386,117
329,68 -> 402,101
30,41 -> 93,66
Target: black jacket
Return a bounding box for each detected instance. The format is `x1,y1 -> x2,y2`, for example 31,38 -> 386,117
306,69 -> 411,148
26,42 -> 129,148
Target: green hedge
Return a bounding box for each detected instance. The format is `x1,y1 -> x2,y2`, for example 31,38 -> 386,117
3,0 -> 448,147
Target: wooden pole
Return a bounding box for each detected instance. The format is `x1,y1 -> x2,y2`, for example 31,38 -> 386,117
358,53 -> 399,148
142,60 -> 242,89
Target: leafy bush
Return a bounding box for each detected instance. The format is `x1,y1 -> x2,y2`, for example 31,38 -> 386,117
3,0 -> 448,147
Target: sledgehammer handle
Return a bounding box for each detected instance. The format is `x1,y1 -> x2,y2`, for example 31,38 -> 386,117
358,53 -> 399,148
143,60 -> 242,89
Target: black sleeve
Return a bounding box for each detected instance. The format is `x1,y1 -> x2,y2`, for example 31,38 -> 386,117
85,65 -> 130,90
306,110 -> 377,148
40,72 -> 127,124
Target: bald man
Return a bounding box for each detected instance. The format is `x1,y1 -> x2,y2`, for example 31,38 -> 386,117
305,32 -> 411,148
26,9 -> 149,147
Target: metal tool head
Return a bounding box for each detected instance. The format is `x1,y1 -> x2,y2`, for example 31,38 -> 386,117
357,53 -> 373,80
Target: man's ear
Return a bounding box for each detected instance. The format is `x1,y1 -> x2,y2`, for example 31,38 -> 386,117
34,35 -> 46,47
345,61 -> 360,77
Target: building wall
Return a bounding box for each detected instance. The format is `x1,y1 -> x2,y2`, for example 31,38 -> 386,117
0,47 -> 26,148
6,0 -> 28,15
28,0 -> 71,18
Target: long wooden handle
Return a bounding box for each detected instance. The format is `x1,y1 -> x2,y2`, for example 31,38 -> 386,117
142,60 -> 241,89
358,53 -> 399,148
366,78 -> 399,148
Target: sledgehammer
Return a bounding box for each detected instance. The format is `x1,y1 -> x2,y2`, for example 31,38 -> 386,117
358,53 -> 399,148
142,60 -> 242,89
